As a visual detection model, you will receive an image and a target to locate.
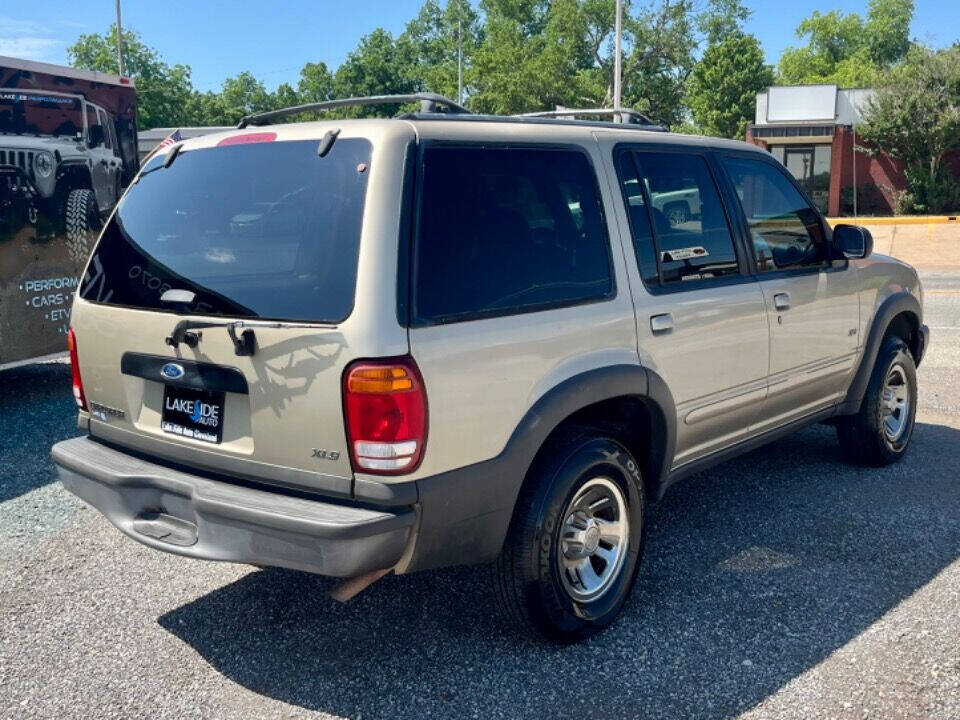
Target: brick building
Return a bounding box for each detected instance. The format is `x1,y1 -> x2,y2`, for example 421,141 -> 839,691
746,84 -> 958,217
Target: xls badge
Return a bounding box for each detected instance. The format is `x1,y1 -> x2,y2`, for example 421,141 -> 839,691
312,448 -> 341,461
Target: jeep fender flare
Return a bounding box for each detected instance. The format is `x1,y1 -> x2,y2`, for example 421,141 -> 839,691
841,291 -> 922,415
405,364 -> 676,573
56,161 -> 94,195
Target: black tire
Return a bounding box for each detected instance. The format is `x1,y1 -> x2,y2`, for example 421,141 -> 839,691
493,428 -> 646,643
65,188 -> 100,263
836,336 -> 917,466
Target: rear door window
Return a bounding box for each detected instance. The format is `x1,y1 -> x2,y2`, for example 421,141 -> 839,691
618,151 -> 740,286
413,146 -> 614,323
80,138 -> 372,323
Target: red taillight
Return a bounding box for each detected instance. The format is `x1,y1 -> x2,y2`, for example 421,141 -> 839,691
67,328 -> 87,411
343,358 -> 427,475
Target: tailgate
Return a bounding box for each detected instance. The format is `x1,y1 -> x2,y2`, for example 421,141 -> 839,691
67,129 -> 407,494
73,302 -> 355,492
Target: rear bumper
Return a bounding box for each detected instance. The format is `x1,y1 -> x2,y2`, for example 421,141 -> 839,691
52,436 -> 415,578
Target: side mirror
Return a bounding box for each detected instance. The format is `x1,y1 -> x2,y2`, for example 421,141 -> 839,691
832,224 -> 873,259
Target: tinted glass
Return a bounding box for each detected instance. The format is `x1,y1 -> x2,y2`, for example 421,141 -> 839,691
721,155 -> 827,272
97,108 -> 112,149
0,91 -> 81,136
80,138 -> 371,322
631,152 -> 739,284
414,146 -> 613,323
617,152 -> 658,286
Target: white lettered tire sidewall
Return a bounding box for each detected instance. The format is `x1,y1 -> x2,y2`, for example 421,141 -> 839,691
525,435 -> 646,641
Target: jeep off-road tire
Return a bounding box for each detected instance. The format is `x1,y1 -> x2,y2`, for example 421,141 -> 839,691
65,189 -> 100,263
493,429 -> 646,643
836,336 -> 917,466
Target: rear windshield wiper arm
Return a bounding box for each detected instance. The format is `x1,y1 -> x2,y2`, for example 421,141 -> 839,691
165,317 -> 339,357
165,319 -> 256,357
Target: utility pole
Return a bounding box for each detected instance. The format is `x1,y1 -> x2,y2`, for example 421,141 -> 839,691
457,14 -> 463,105
115,0 -> 125,77
613,0 -> 622,117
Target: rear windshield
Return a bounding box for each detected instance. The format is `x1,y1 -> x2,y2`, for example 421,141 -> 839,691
80,137 -> 371,323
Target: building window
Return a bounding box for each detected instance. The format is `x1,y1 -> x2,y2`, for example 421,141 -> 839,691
767,144 -> 832,214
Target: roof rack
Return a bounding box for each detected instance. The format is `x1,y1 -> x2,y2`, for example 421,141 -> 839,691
237,92 -> 470,128
515,107 -> 660,127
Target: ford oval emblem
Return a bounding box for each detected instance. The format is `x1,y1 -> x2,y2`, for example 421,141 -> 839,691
161,363 -> 185,380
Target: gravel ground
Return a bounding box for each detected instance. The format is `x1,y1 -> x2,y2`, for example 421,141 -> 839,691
1,273 -> 958,720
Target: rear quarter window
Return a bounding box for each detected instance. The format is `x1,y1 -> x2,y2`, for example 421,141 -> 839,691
413,146 -> 614,324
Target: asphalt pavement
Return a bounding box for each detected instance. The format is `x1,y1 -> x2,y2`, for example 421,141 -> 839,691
1,273 -> 958,720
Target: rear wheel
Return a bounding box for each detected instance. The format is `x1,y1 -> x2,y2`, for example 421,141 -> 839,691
836,336 -> 917,465
65,188 -> 100,263
493,429 -> 646,643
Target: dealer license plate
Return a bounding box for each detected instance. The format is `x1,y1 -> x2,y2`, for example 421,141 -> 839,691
161,385 -> 225,444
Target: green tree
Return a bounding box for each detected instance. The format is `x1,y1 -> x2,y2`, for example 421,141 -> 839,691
333,28 -> 417,116
297,62 -> 335,103
67,25 -> 195,128
402,0 -> 482,101
687,31 -> 772,138
858,46 -> 960,212
271,82 -> 300,111
777,0 -> 914,86
183,91 -> 226,126
696,0 -> 749,45
219,71 -> 273,121
470,0 -> 706,127
865,0 -> 913,66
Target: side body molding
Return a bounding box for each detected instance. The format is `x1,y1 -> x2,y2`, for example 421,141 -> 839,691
405,364 -> 677,573
840,291 -> 922,415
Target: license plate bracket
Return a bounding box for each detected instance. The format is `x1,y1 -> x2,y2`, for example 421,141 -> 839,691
161,385 -> 225,444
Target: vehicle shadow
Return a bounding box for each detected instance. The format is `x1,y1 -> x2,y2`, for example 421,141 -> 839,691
159,420 -> 960,720
0,362 -> 76,503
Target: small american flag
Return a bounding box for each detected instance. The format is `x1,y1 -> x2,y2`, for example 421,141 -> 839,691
159,128 -> 183,148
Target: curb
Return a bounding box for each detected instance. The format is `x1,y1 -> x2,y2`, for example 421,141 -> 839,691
826,216 -> 959,226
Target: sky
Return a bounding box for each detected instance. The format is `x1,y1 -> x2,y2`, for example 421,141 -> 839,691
0,1 -> 957,93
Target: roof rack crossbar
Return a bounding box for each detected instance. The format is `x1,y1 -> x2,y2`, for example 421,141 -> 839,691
237,93 -> 470,128
515,107 -> 658,126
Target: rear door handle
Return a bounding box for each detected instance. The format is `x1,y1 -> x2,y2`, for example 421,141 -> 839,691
650,313 -> 674,334
773,292 -> 791,311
